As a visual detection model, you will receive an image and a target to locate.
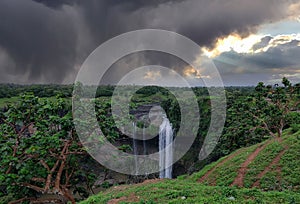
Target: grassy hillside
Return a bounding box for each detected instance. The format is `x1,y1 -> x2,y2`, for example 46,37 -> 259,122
80,129 -> 300,204
191,128 -> 300,192
80,179 -> 300,204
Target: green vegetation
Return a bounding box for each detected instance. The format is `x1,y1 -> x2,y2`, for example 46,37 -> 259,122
0,96 -> 71,108
0,94 -> 96,203
0,96 -> 20,107
0,84 -> 73,98
80,179 -> 300,204
243,141 -> 285,188
79,129 -> 300,204
0,78 -> 299,203
279,130 -> 300,191
191,144 -> 259,185
190,129 -> 300,192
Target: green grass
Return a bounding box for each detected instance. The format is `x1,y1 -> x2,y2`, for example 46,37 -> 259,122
188,129 -> 300,191
186,151 -> 245,183
277,130 -> 300,191
80,130 -> 300,203
256,130 -> 300,192
187,158 -> 225,182
243,140 -> 285,188
80,179 -> 300,204
213,145 -> 259,186
190,143 -> 261,186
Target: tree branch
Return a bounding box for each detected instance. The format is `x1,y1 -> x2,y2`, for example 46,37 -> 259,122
19,182 -> 45,193
31,177 -> 46,183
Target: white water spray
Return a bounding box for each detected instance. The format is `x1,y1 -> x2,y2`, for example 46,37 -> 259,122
132,122 -> 138,175
159,117 -> 173,179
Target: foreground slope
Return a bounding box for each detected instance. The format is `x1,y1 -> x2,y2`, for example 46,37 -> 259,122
191,129 -> 300,192
81,129 -> 300,204
80,179 -> 300,204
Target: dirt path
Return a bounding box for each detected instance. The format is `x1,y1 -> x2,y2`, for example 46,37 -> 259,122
198,150 -> 241,183
231,140 -> 271,187
252,147 -> 287,188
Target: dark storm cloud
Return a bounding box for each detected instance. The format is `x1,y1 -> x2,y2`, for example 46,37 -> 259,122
124,0 -> 287,46
248,40 -> 300,69
32,0 -> 78,9
101,51 -> 189,84
0,0 -> 77,83
252,36 -> 273,51
0,0 -> 295,83
71,0 -> 289,48
33,0 -> 181,11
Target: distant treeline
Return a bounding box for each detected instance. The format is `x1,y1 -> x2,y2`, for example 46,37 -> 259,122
0,83 -> 255,98
0,84 -> 73,98
0,84 -> 115,98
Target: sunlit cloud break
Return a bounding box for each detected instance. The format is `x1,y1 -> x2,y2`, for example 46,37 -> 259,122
144,70 -> 162,80
254,34 -> 300,53
201,34 -> 263,58
182,66 -> 211,79
202,33 -> 300,58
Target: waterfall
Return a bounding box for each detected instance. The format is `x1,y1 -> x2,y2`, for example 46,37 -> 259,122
132,122 -> 138,175
142,126 -> 147,155
159,117 -> 173,179
143,126 -> 148,176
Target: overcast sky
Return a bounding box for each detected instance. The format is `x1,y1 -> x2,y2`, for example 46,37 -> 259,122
0,0 -> 300,86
